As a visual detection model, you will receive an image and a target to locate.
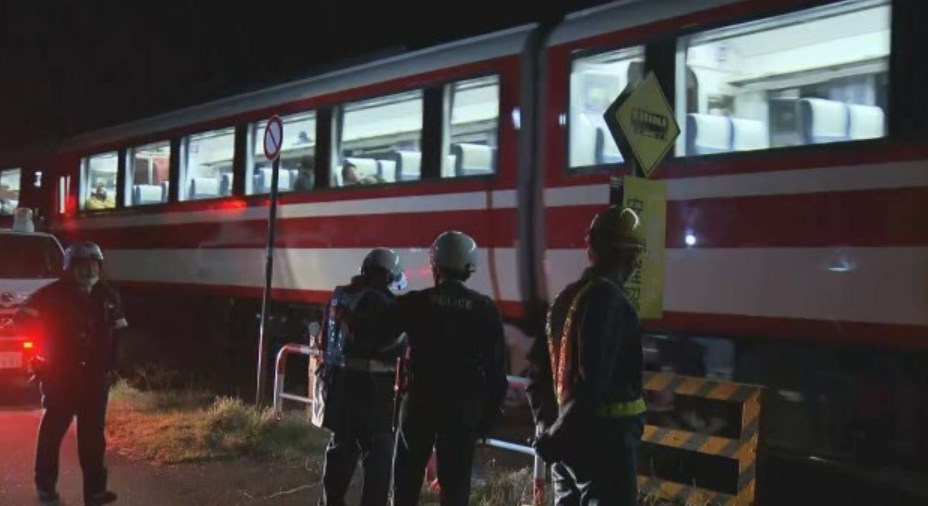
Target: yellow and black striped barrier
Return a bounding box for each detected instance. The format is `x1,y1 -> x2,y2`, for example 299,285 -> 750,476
637,371 -> 766,506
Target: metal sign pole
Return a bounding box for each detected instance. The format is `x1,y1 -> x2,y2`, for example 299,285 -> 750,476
610,157 -> 640,206
256,154 -> 281,405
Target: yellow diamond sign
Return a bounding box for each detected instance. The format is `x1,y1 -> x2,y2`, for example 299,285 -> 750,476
603,71 -> 680,178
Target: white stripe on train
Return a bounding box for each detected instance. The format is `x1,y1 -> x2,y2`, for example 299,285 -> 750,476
59,190 -> 518,230
103,245 -> 928,327
545,159 -> 928,208
104,247 -> 522,304
59,159 -> 928,231
546,246 -> 928,326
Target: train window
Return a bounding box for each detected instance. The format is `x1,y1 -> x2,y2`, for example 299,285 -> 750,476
125,141 -> 170,207
568,46 -> 645,170
442,75 -> 500,178
335,90 -> 423,186
80,153 -> 117,211
0,168 -> 20,215
248,111 -> 316,195
181,127 -> 236,201
677,0 -> 890,156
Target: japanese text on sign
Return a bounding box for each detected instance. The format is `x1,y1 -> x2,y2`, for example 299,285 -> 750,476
622,176 -> 666,318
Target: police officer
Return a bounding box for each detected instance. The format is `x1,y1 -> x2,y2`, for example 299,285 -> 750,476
316,248 -> 407,506
15,241 -> 125,506
381,231 -> 508,506
526,206 -> 647,506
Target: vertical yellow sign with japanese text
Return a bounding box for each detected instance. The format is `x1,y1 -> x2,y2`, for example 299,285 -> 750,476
622,176 -> 666,319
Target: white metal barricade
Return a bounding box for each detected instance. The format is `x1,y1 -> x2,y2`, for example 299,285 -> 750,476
271,343 -> 317,413
271,343 -> 547,505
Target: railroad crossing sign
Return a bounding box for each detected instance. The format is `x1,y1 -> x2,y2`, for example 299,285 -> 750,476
263,115 -> 284,161
257,113 -> 285,405
603,71 -> 680,178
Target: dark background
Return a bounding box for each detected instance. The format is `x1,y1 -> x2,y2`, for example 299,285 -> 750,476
0,0 -> 608,157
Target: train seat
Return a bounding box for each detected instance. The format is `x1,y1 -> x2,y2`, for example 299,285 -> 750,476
390,151 -> 421,182
731,117 -> 769,151
132,184 -> 164,205
451,143 -> 495,177
848,103 -> 885,140
686,113 -> 733,155
799,98 -> 850,144
189,177 -> 220,200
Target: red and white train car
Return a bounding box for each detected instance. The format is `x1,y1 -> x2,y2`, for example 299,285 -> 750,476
2,0 -> 926,469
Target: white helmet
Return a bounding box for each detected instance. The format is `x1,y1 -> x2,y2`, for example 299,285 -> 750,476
64,241 -> 104,290
429,231 -> 478,274
362,248 -> 404,284
64,241 -> 104,270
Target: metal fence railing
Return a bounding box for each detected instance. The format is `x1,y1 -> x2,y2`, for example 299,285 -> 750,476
271,343 -> 316,413
272,343 -> 547,506
271,343 -> 768,506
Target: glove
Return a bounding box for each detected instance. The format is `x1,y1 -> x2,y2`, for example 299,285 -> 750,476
532,430 -> 559,462
29,355 -> 46,372
532,402 -> 583,463
28,356 -> 47,384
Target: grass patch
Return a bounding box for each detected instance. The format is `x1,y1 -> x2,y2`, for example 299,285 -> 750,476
471,467 -> 535,506
417,465 -> 718,506
106,379 -> 328,465
104,367 -> 714,505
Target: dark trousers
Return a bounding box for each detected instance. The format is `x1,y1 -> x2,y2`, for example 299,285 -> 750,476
551,415 -> 644,506
320,370 -> 395,506
392,391 -> 482,506
35,374 -> 110,500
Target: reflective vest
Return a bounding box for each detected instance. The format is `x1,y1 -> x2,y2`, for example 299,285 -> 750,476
323,286 -> 352,367
548,277 -> 645,418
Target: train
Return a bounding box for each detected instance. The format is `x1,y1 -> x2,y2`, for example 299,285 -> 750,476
1,0 -> 926,473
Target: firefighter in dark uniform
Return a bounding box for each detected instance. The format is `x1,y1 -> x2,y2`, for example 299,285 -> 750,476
526,206 -> 647,506
377,231 -> 509,506
15,241 -> 124,506
315,248 -> 407,506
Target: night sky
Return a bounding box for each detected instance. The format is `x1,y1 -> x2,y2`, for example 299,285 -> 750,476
0,0 -> 605,157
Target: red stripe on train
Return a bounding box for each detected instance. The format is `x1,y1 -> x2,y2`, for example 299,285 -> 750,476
546,187 -> 928,249
544,142 -> 928,189
112,281 -> 925,347
63,180 -> 514,219
114,280 -> 526,319
60,208 -> 517,250
652,311 -> 928,350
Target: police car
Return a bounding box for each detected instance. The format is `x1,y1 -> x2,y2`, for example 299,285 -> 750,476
0,209 -> 63,387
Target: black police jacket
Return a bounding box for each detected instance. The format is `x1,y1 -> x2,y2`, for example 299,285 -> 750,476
314,276 -> 402,431
347,279 -> 508,434
322,275 -> 403,364
15,279 -> 126,384
367,279 -> 508,431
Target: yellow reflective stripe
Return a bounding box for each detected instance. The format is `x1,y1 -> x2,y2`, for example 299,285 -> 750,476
551,280 -> 597,406
596,397 -> 646,418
